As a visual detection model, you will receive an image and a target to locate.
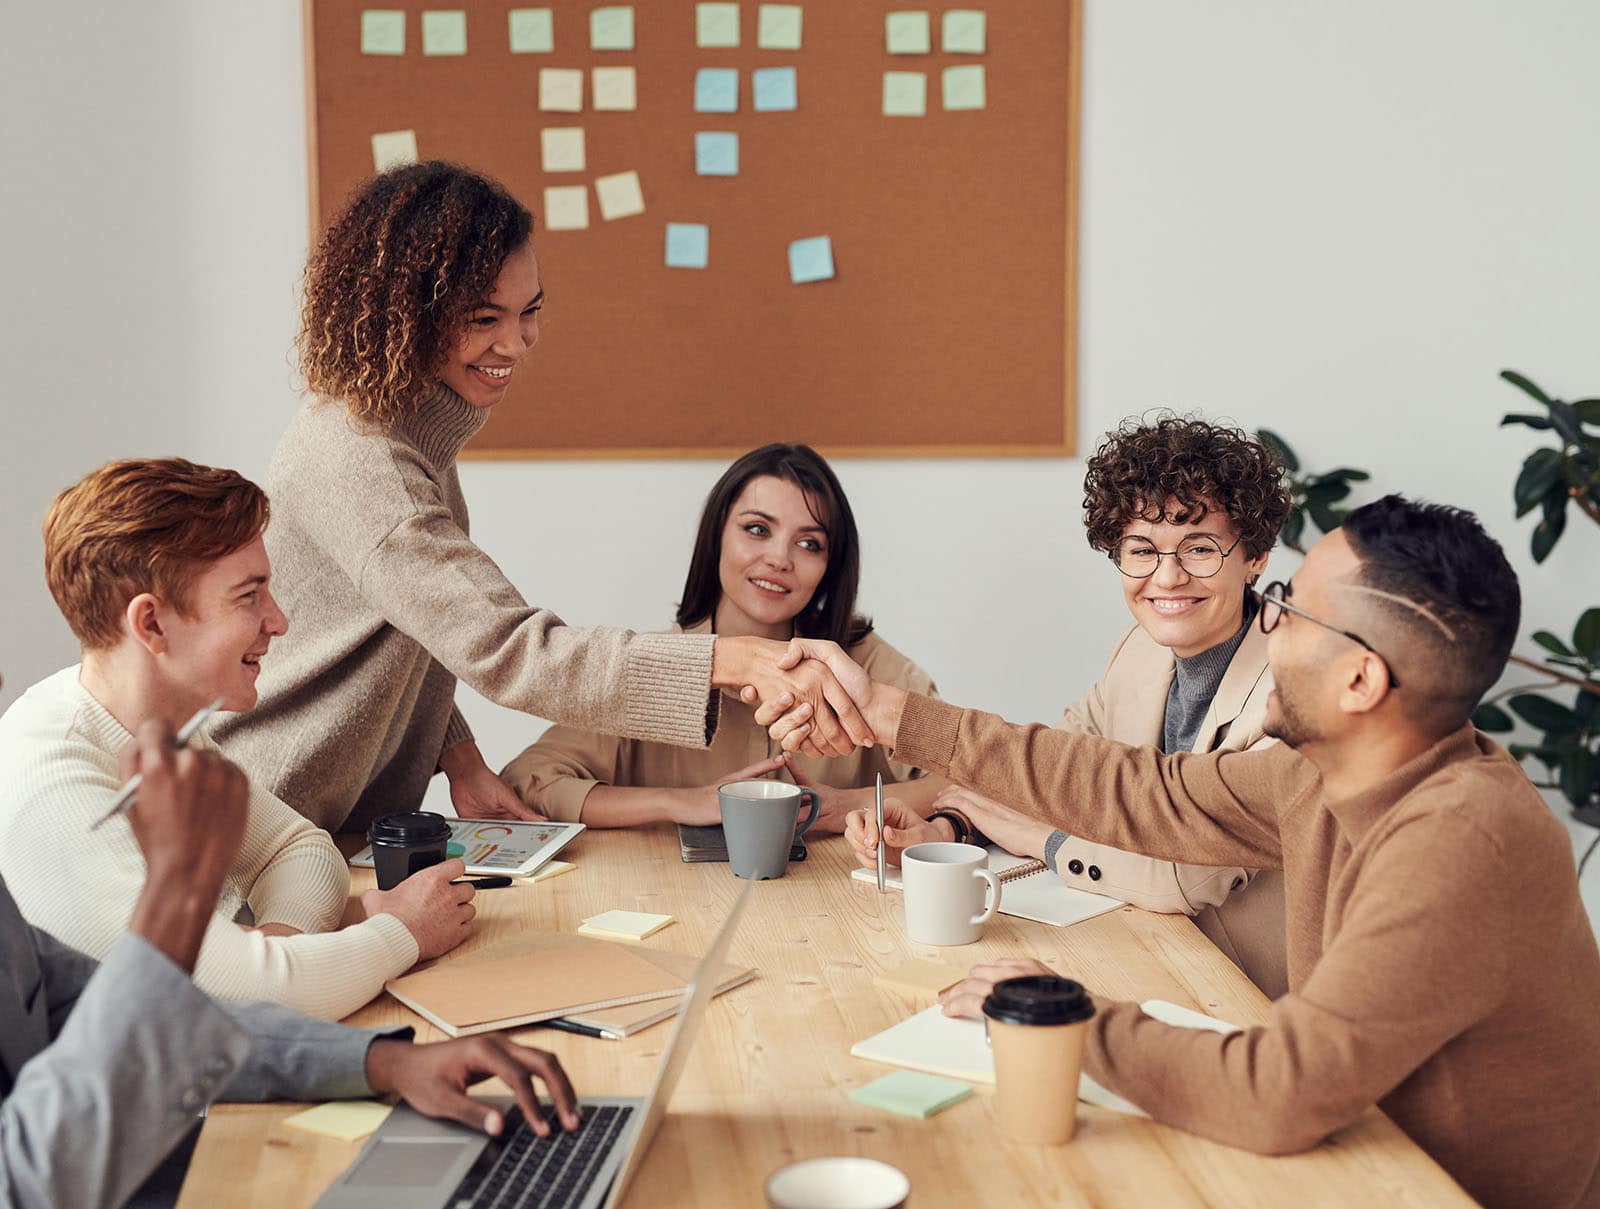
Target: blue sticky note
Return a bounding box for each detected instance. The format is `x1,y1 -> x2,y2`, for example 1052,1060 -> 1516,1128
849,1070 -> 973,1119
665,224 -> 710,269
788,236 -> 834,284
752,67 -> 797,112
695,132 -> 739,176
694,68 -> 739,113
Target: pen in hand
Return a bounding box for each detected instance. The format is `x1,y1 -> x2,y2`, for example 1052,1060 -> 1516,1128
90,699 -> 224,832
875,773 -> 886,893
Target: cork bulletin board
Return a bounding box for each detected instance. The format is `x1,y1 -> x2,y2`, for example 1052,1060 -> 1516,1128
303,0 -> 1080,458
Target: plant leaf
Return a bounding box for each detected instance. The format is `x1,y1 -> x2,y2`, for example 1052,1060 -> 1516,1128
1531,495 -> 1568,563
1508,693 -> 1580,733
1256,428 -> 1299,473
1559,747 -> 1595,810
1307,500 -> 1346,533
1514,448 -> 1564,514
1533,630 -> 1575,657
1280,509 -> 1306,552
1472,702 -> 1515,732
1574,399 -> 1600,426
1500,369 -> 1552,406
1501,412 -> 1555,430
1575,608 -> 1600,662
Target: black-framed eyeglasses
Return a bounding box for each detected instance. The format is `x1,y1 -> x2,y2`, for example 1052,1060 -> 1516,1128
1110,533 -> 1243,580
1254,580 -> 1401,689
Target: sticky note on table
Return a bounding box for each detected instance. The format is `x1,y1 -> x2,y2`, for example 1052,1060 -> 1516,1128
590,6 -> 634,50
283,1101 -> 394,1142
592,66 -> 637,110
579,909 -> 673,940
942,64 -> 985,110
788,236 -> 834,284
421,10 -> 466,55
530,859 -> 575,882
371,129 -> 418,172
665,223 -> 710,269
361,10 -> 405,55
885,11 -> 930,54
873,959 -> 964,998
881,71 -> 926,117
540,68 -> 584,112
696,2 -> 741,47
695,132 -> 738,176
757,4 -> 802,49
508,8 -> 553,52
752,67 -> 797,112
540,127 -> 585,173
849,1071 -> 972,1119
694,68 -> 739,113
594,170 -> 645,221
942,9 -> 986,53
543,185 -> 589,230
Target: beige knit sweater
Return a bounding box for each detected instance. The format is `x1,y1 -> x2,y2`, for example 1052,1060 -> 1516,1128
894,693 -> 1600,1209
0,669 -> 418,1020
214,384 -> 717,834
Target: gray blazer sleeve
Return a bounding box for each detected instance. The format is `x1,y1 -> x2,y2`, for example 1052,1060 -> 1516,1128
219,1000 -> 411,1102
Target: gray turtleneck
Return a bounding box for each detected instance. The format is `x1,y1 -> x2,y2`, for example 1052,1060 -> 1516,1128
1161,598 -> 1257,754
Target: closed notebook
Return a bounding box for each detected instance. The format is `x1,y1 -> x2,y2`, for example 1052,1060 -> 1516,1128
851,846 -> 1126,928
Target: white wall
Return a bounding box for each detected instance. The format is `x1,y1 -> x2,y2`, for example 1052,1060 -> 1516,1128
3,2 -> 1598,904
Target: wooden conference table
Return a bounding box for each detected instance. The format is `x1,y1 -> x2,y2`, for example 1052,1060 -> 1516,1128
179,828 -> 1472,1209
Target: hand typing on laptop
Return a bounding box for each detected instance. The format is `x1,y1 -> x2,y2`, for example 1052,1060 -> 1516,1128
365,1033 -> 580,1139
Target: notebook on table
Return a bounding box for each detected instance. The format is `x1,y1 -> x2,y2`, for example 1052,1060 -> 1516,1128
678,822 -> 806,864
850,845 -> 1125,928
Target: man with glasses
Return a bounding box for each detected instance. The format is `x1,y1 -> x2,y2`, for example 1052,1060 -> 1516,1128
788,494 -> 1600,1209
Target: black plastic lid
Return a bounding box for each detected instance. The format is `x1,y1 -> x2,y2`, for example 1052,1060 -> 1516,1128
981,975 -> 1094,1027
367,811 -> 452,845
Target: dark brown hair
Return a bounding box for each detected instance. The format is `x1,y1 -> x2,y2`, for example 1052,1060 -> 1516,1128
297,161 -> 533,425
1082,415 -> 1291,557
44,458 -> 271,650
676,444 -> 873,648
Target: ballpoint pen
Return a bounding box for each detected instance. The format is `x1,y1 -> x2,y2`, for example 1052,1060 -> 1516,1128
90,698 -> 224,831
875,773 -> 886,893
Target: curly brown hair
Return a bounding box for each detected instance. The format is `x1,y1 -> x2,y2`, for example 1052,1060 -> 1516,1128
297,161 -> 533,425
1082,415 -> 1291,558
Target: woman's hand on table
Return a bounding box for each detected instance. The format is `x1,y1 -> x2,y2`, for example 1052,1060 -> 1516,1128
441,740 -> 547,822
843,798 -> 954,868
360,859 -> 476,961
783,759 -> 863,834
365,1034 -> 580,1138
939,957 -> 1059,1019
929,785 -> 1054,862
669,755 -> 790,826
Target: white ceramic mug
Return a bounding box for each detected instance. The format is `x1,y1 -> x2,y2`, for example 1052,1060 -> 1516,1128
765,1157 -> 910,1209
900,842 -> 1001,946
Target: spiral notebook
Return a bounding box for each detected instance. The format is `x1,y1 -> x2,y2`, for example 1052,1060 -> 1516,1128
850,846 -> 1124,929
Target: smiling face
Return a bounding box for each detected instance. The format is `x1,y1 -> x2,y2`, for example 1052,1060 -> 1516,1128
713,476 -> 831,641
1117,498 -> 1268,658
437,240 -> 544,409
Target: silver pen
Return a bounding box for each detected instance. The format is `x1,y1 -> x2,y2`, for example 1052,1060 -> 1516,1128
89,698 -> 224,831
875,773 -> 886,893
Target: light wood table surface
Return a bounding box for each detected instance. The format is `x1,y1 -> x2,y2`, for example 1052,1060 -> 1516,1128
179,827 -> 1472,1209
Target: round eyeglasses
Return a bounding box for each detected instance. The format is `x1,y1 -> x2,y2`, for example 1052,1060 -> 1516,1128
1111,534 -> 1242,580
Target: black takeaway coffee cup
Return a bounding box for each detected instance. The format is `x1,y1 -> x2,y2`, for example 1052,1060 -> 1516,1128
367,811 -> 452,890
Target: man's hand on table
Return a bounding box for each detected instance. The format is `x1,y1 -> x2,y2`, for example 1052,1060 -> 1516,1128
365,1035 -> 581,1138
361,859 -> 476,961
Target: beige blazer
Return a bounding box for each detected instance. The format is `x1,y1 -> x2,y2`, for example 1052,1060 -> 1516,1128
1052,621 -> 1289,998
501,619 -> 938,820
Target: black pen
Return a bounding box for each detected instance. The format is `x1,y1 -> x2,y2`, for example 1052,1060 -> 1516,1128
540,1017 -> 620,1040
452,876 -> 514,889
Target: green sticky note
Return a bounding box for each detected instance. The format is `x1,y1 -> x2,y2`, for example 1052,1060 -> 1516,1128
882,71 -> 926,117
885,11 -> 930,54
757,4 -> 802,50
590,6 -> 634,50
361,10 -> 405,55
421,10 -> 466,55
942,9 -> 985,53
943,64 -> 985,110
849,1071 -> 973,1119
508,8 -> 553,52
697,2 -> 741,47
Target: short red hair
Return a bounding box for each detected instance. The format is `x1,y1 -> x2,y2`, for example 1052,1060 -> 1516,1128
43,458 -> 271,650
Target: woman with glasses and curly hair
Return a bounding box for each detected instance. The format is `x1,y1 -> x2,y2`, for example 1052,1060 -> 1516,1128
847,415 -> 1294,996
214,162 -> 870,837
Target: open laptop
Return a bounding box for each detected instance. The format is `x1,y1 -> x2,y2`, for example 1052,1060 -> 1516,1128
314,882 -> 754,1209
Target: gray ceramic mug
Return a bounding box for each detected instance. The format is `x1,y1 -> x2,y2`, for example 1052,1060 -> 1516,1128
718,779 -> 820,880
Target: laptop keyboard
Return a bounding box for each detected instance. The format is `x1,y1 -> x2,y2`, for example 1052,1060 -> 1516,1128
451,1104 -> 636,1209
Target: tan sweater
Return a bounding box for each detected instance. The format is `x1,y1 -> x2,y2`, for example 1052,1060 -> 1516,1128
894,693 -> 1600,1209
501,620 -> 938,819
214,384 -> 718,834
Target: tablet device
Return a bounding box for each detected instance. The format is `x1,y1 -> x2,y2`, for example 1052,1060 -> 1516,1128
351,818 -> 584,878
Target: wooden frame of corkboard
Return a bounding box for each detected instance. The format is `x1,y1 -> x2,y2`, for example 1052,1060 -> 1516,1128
303,0 -> 1080,459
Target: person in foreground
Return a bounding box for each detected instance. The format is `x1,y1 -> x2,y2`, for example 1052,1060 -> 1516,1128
214,161 -> 869,835
845,416 -> 1292,995
0,460 -> 472,1020
501,443 -> 946,832
788,495 -> 1600,1209
0,712 -> 578,1209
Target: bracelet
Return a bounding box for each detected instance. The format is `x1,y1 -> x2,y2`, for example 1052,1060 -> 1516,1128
929,807 -> 974,845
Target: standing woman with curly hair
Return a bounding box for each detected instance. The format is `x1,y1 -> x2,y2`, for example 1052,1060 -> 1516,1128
846,416 -> 1295,997
215,162 -> 870,835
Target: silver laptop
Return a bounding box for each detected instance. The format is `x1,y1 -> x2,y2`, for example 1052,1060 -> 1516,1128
314,883 -> 753,1209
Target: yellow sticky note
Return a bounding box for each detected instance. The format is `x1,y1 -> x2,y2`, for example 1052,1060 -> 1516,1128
590,6 -> 634,51
942,9 -> 985,54
543,186 -> 589,230
421,10 -> 467,55
874,959 -> 964,998
539,68 -> 584,112
508,8 -> 554,52
881,71 -> 926,117
371,129 -> 418,171
361,10 -> 406,55
541,127 -> 585,173
283,1101 -> 393,1143
942,64 -> 985,111
592,66 -> 637,111
696,2 -> 740,48
531,859 -> 575,882
885,11 -> 929,54
593,170 -> 645,221
757,4 -> 802,50
578,909 -> 672,940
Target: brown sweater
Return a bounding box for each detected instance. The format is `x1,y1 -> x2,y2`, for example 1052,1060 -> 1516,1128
214,385 -> 717,834
894,693 -> 1600,1209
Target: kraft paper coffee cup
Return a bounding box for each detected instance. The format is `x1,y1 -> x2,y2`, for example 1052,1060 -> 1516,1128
982,975 -> 1095,1145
